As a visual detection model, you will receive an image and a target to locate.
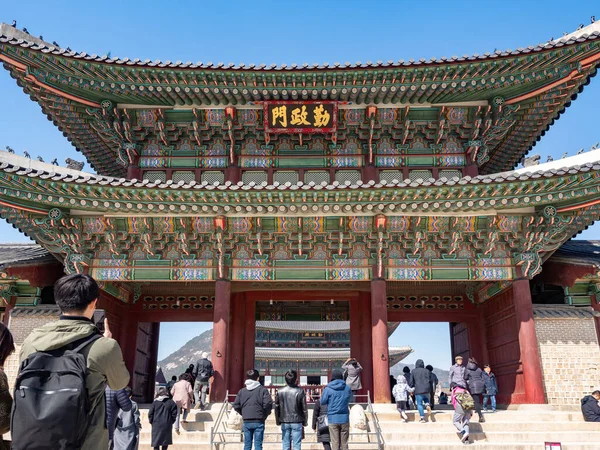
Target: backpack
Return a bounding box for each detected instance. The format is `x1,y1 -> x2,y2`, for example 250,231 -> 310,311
11,333 -> 101,450
455,390 -> 475,411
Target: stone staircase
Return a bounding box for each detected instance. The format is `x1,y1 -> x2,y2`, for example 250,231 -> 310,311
138,403 -> 600,449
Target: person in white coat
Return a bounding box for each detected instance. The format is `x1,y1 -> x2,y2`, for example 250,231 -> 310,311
392,375 -> 414,422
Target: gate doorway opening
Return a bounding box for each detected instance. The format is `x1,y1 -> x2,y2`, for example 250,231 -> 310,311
388,322 -> 453,396
254,299 -> 350,400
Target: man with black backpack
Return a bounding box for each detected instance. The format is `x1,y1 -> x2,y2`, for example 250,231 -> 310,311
13,274 -> 130,450
193,352 -> 214,410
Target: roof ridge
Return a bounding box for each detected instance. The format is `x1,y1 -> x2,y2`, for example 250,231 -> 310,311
1,22 -> 599,71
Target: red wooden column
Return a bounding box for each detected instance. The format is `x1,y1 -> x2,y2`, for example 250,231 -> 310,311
212,279 -> 231,402
228,293 -> 246,394
244,298 -> 257,375
371,279 -> 391,403
512,278 -> 545,404
358,293 -> 373,399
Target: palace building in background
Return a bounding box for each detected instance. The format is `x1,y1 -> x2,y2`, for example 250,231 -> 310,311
0,22 -> 599,405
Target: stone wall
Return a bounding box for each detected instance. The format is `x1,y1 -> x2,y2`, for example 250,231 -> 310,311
5,307 -> 60,389
534,305 -> 600,406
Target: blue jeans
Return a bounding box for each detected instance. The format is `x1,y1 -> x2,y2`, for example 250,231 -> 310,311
243,422 -> 265,450
281,422 -> 303,450
483,395 -> 497,411
415,393 -> 430,418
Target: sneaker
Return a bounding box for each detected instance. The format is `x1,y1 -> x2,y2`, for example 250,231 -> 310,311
403,419 -> 409,423
419,418 -> 426,423
483,409 -> 488,413
426,404 -> 432,416
461,432 -> 470,443
175,429 -> 180,435
492,410 -> 497,413
479,416 -> 486,423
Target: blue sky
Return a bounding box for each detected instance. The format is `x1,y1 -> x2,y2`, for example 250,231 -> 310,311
2,1 -> 599,367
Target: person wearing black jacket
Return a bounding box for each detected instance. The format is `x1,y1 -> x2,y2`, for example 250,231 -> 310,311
192,352 -> 214,410
275,370 -> 308,450
411,359 -> 432,423
581,391 -> 600,422
312,398 -> 330,450
106,386 -> 132,449
402,366 -> 415,409
232,369 -> 273,450
463,357 -> 486,423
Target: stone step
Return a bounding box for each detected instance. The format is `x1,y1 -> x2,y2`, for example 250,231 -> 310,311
136,444 -> 598,450
372,410 -> 586,422
376,420 -> 600,431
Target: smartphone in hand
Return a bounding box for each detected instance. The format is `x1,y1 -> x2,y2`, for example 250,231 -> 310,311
92,309 -> 106,334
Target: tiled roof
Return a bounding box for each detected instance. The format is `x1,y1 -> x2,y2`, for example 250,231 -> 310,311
1,148 -> 599,192
0,243 -> 55,268
10,306 -> 60,317
255,346 -> 413,363
257,321 -> 350,332
533,304 -> 598,319
549,240 -> 600,267
1,24 -> 598,71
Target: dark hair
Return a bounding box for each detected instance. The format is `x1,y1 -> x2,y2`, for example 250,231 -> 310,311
171,376 -> 177,381
468,357 -> 478,365
402,366 -> 410,373
54,274 -> 99,313
484,364 -> 491,369
592,390 -> 600,396
285,370 -> 298,386
425,365 -> 433,371
0,323 -> 15,366
156,387 -> 168,398
247,369 -> 260,381
179,373 -> 188,381
125,386 -> 132,397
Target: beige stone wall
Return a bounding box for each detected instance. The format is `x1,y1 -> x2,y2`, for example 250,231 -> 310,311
535,317 -> 600,406
5,311 -> 60,389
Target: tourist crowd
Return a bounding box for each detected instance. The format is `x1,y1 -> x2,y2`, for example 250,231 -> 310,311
0,273 -> 598,450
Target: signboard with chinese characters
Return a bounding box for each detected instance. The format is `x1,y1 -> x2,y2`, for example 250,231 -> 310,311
264,101 -> 337,134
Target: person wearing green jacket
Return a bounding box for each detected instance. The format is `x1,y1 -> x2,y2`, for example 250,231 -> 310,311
19,274 -> 130,450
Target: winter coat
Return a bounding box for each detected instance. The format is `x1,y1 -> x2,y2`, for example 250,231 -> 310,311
581,395 -> 600,422
113,400 -> 141,450
483,371 -> 498,395
448,363 -> 467,389
392,375 -> 414,402
149,396 -> 178,447
274,385 -> 308,425
429,371 -> 439,393
320,379 -> 352,424
171,379 -> 194,410
19,317 -> 130,450
411,360 -> 431,395
464,361 -> 486,395
342,361 -> 363,391
403,371 -> 414,388
0,369 -> 11,436
232,380 -> 273,422
312,400 -> 330,443
193,358 -> 214,383
106,387 -> 132,440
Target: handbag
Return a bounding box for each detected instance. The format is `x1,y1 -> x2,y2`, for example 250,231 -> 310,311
317,415 -> 329,434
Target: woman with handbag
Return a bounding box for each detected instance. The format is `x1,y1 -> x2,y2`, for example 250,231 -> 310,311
312,398 -> 331,450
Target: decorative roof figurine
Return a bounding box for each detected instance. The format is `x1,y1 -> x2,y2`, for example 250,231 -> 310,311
22,150 -> 30,159
65,158 -> 84,171
523,155 -> 541,167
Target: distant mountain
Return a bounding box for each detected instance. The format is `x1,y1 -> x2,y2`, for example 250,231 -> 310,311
158,329 -> 213,380
391,363 -> 450,389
